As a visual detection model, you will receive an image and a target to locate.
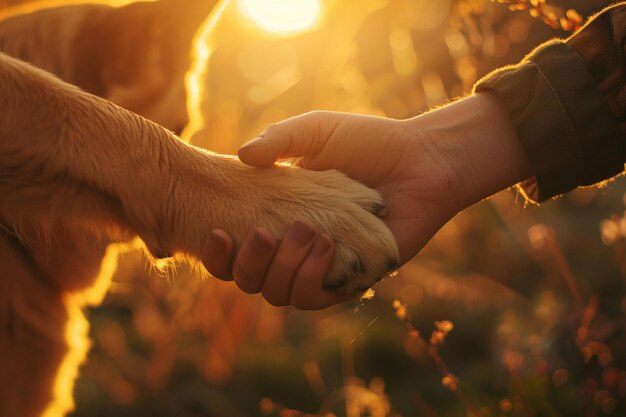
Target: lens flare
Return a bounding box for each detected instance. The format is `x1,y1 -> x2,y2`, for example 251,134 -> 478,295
238,0 -> 323,36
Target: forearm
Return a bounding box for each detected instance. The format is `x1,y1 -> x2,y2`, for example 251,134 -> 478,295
0,52 -> 183,252
1,52 -> 166,195
0,52 -> 282,261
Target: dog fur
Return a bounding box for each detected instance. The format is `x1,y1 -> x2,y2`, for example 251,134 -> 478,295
0,1 -> 398,416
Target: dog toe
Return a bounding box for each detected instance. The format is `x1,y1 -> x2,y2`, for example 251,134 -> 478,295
370,202 -> 388,217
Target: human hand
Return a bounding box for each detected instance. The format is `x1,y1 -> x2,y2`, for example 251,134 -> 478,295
202,112 -> 458,307
203,92 -> 532,308
203,224 -> 354,309
241,110 -> 469,263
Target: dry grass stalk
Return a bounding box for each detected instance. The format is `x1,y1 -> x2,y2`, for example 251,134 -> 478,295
392,300 -> 482,417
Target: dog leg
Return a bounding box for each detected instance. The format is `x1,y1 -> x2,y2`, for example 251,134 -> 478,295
0,233 -> 69,417
1,51 -> 398,291
0,224 -> 119,417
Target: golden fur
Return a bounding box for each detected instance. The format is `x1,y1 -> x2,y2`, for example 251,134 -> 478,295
0,1 -> 398,416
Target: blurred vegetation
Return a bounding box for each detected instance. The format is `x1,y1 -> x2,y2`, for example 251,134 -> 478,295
6,0 -> 618,415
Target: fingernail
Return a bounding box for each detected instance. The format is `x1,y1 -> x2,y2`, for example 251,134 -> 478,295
251,228 -> 275,254
207,230 -> 226,255
311,234 -> 332,257
288,220 -> 317,247
240,135 -> 263,152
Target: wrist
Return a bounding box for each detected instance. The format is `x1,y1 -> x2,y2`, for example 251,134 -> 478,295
409,91 -> 532,210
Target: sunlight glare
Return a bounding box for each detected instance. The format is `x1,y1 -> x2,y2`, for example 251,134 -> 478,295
41,244 -> 120,417
237,0 -> 323,36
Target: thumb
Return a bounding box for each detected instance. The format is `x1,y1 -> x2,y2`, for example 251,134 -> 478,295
238,111 -> 337,167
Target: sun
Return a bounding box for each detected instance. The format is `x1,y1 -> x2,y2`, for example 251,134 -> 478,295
237,0 -> 323,36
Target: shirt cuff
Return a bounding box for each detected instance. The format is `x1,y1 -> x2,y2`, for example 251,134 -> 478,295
473,40 -> 624,203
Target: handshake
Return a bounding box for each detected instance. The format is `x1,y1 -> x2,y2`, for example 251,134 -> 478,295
202,94 -> 534,309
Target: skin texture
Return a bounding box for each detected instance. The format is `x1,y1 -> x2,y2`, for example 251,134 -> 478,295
202,91 -> 534,309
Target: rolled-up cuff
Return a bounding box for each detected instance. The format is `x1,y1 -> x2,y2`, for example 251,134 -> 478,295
473,40 -> 624,203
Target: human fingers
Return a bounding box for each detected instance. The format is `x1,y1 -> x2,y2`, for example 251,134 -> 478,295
238,111 -> 342,167
201,229 -> 235,281
232,228 -> 279,294
289,234 -> 355,310
261,220 -> 319,306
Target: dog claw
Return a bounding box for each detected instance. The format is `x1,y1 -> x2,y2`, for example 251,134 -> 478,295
323,275 -> 348,290
386,260 -> 399,274
371,203 -> 388,217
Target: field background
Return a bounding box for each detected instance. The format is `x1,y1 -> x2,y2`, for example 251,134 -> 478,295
12,0 -> 620,415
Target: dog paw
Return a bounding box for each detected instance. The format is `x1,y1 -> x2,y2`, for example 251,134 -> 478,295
162,154 -> 399,293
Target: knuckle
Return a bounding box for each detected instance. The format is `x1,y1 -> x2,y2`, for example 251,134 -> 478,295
306,109 -> 329,119
305,110 -> 323,121
233,266 -> 261,294
263,122 -> 281,136
264,292 -> 288,307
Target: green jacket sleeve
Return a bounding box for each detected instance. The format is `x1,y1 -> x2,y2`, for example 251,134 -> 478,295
473,4 -> 626,203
